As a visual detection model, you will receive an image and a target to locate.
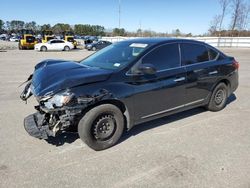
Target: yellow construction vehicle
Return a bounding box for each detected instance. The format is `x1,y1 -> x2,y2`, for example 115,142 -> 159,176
18,29 -> 37,50
42,30 -> 54,43
63,31 -> 77,49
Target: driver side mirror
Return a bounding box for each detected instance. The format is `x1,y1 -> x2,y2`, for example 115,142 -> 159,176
138,63 -> 157,75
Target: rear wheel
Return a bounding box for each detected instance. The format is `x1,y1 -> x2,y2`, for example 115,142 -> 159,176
40,46 -> 47,52
78,104 -> 124,151
206,82 -> 228,112
92,46 -> 96,51
64,46 -> 70,51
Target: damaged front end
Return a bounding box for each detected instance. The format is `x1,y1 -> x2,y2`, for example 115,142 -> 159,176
20,59 -> 113,140
23,106 -> 83,139
21,81 -> 112,139
21,87 -> 85,139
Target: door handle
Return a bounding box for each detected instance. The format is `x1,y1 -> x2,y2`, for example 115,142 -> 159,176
174,77 -> 185,82
209,70 -> 218,75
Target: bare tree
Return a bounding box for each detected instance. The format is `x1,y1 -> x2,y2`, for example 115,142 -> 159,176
230,0 -> 244,30
237,4 -> 250,30
219,0 -> 230,31
209,15 -> 222,35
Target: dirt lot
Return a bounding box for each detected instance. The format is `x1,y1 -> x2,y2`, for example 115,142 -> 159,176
0,48 -> 250,188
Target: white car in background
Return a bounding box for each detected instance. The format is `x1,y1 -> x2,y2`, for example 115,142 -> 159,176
9,37 -> 19,42
35,39 -> 74,52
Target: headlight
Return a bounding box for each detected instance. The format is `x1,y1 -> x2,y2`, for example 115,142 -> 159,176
43,91 -> 74,109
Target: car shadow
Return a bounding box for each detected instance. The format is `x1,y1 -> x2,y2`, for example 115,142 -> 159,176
118,93 -> 237,145
45,94 -> 236,147
45,131 -> 79,147
226,93 -> 237,105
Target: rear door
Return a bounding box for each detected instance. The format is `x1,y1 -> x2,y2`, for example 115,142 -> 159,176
180,42 -> 221,105
130,43 -> 187,122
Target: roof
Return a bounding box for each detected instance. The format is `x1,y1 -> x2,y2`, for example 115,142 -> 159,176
118,37 -> 206,45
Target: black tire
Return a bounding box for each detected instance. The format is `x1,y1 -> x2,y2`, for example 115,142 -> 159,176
92,46 -> 96,51
78,104 -> 124,151
40,46 -> 47,52
206,82 -> 228,112
64,46 -> 70,51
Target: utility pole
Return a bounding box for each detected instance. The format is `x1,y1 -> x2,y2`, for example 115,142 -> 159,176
139,20 -> 142,37
119,0 -> 121,29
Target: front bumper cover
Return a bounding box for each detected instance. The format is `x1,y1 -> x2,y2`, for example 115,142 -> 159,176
24,112 -> 52,139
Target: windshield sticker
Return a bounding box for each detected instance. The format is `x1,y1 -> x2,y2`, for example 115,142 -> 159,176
129,43 -> 148,48
114,63 -> 121,67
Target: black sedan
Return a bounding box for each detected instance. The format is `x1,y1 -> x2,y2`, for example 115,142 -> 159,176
85,40 -> 112,51
21,38 -> 239,150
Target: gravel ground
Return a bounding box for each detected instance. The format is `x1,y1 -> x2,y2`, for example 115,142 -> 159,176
0,40 -> 18,50
0,48 -> 250,188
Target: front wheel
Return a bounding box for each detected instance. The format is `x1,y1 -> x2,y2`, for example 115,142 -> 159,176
64,46 -> 70,51
78,104 -> 124,151
40,46 -> 47,52
92,46 -> 96,51
206,82 -> 228,112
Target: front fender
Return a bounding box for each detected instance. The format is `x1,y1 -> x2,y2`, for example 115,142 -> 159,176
71,82 -> 135,129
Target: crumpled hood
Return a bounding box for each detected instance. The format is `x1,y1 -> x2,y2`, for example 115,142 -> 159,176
31,59 -> 112,96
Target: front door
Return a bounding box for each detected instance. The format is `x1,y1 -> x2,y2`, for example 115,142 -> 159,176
129,43 -> 187,123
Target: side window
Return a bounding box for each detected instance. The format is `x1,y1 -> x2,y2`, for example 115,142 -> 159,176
50,40 -> 56,44
51,40 -> 63,44
181,43 -> 209,65
208,48 -> 219,60
142,43 -> 180,71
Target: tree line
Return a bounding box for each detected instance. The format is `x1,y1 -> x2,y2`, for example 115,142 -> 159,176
209,0 -> 250,36
0,20 -> 107,36
0,19 -> 193,37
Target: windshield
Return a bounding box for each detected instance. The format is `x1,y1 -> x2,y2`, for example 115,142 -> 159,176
80,42 -> 149,70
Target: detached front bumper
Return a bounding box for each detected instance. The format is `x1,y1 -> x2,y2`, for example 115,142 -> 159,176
24,112 -> 52,139
23,105 -> 84,139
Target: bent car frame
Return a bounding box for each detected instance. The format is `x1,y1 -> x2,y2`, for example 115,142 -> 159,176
20,38 -> 239,150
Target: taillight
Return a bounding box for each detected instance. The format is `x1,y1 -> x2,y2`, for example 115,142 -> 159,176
233,59 -> 239,70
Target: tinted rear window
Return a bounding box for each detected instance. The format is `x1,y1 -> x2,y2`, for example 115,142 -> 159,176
67,37 -> 74,42
26,36 -> 35,43
181,43 -> 209,65
142,43 -> 180,71
208,48 -> 219,60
